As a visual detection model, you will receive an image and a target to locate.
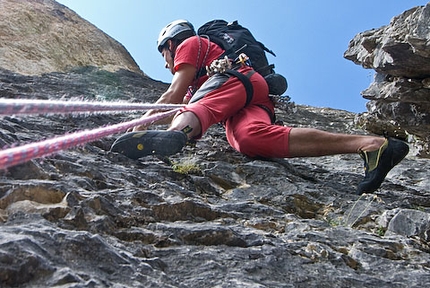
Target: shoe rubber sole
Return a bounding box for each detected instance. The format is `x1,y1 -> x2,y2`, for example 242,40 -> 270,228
110,130 -> 187,160
356,138 -> 409,194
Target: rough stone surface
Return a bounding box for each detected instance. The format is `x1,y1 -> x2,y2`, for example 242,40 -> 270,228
0,0 -> 142,75
1,1 -> 430,287
345,3 -> 430,158
1,67 -> 430,287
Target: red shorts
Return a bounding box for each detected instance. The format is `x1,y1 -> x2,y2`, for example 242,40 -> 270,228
181,66 -> 292,158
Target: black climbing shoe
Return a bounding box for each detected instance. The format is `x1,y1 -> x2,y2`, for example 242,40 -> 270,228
110,130 -> 187,160
356,138 -> 409,195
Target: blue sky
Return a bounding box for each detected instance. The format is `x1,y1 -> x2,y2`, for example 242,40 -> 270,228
57,0 -> 428,113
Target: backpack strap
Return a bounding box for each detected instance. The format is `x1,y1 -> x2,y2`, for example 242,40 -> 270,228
224,69 -> 255,107
192,68 -> 255,107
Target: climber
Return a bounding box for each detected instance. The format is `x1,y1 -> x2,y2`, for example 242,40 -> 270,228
111,19 -> 409,195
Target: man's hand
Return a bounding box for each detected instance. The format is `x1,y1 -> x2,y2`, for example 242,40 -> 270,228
125,63 -> 195,133
127,110 -> 176,132
127,124 -> 148,132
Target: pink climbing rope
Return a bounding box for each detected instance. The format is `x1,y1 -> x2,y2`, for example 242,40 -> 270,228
0,98 -> 184,115
0,108 -> 181,170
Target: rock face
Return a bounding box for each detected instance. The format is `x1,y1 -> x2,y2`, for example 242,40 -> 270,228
1,1 -> 430,287
1,68 -> 430,287
344,3 -> 430,158
0,0 -> 142,75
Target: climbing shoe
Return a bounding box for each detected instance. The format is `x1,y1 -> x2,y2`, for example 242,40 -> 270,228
110,130 -> 187,160
356,138 -> 409,195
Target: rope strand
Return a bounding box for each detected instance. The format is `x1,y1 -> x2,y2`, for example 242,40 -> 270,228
0,108 -> 181,170
0,98 -> 184,116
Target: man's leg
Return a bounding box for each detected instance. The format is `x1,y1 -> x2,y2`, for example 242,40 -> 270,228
288,127 -> 409,194
288,128 -> 385,157
225,108 -> 408,195
224,106 -> 385,159
168,111 -> 202,139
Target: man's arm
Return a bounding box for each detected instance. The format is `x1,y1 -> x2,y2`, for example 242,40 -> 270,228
132,64 -> 197,131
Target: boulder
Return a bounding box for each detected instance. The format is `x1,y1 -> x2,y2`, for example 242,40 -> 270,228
345,3 -> 430,158
0,0 -> 142,75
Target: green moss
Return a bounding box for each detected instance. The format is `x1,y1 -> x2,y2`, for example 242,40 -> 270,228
172,161 -> 201,175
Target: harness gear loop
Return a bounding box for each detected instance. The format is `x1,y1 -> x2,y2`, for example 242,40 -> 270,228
194,53 -> 256,108
206,56 -> 232,76
203,53 -> 255,107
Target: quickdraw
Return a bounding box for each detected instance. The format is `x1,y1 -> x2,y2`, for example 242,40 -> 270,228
206,55 -> 232,76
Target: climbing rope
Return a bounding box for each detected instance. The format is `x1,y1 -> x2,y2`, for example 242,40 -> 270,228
0,98 -> 184,115
0,98 -> 184,170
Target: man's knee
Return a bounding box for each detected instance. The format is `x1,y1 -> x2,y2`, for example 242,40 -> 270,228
232,126 -> 265,157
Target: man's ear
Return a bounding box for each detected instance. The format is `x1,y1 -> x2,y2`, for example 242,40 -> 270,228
167,40 -> 176,52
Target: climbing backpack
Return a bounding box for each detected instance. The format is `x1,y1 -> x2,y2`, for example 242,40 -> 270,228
197,19 -> 287,96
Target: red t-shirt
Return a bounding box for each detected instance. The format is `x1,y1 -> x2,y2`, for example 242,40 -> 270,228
174,36 -> 224,88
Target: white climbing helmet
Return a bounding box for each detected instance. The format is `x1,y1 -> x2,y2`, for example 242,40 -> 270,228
157,19 -> 195,52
